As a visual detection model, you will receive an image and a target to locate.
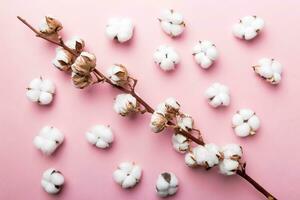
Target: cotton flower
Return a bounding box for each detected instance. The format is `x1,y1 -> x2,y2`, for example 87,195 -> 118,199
156,172 -> 178,197
205,82 -> 230,108
41,168 -> 64,194
253,58 -> 283,84
150,112 -> 168,133
26,77 -> 55,105
159,9 -> 185,37
176,114 -> 193,132
86,125 -> 114,149
172,134 -> 189,153
113,93 -> 139,116
232,109 -> 260,137
232,16 -> 264,40
113,161 -> 142,189
153,45 -> 180,71
71,72 -> 93,89
52,47 -> 74,71
106,64 -> 129,86
33,126 -> 64,155
39,16 -> 62,35
105,18 -> 134,43
65,36 -> 85,53
219,144 -> 243,175
192,40 -> 218,69
71,51 -> 96,76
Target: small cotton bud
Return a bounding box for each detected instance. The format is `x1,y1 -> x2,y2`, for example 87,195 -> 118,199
71,72 -> 93,89
113,93 -> 138,116
113,161 -> 142,189
153,45 -> 180,71
106,64 -> 129,86
177,114 -> 194,132
232,15 -> 264,40
193,40 -> 219,69
156,172 -> 179,197
33,126 -> 64,155
41,168 -> 64,194
172,134 -> 189,153
159,9 -> 185,37
232,109 -> 260,137
26,77 -> 55,105
184,152 -> 197,167
39,16 -> 62,35
205,82 -> 230,108
86,125 -> 114,149
150,112 -> 168,133
105,18 -> 134,43
221,144 -> 243,160
253,58 -> 283,84
219,159 -> 239,175
52,47 -> 74,71
65,36 -> 85,53
71,51 -> 96,76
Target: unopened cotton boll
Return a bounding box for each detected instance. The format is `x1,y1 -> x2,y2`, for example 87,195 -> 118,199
113,162 -> 142,188
41,168 -> 64,194
232,109 -> 260,137
232,16 -> 264,40
86,125 -> 114,149
150,112 -> 168,133
65,36 -> 85,53
52,47 -> 74,71
39,16 -> 62,35
159,9 -> 185,37
113,93 -> 139,116
33,126 -> 64,155
177,114 -> 193,132
253,58 -> 283,84
106,64 -> 129,86
156,172 -> 179,197
193,40 -> 219,69
172,134 -> 189,153
153,45 -> 180,71
105,18 -> 134,43
205,82 -> 230,108
26,77 -> 55,105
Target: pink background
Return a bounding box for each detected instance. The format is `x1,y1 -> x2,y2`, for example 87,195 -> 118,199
1,0 -> 300,199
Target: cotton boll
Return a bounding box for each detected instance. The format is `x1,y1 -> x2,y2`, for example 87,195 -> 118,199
177,114 -> 194,132
205,82 -> 230,108
232,16 -> 264,40
253,58 -> 283,84
153,45 -> 180,71
219,159 -> 239,175
26,77 -> 55,105
65,36 -> 85,53
86,125 -> 114,149
105,18 -> 134,43
113,93 -> 138,116
156,172 -> 179,197
39,16 -> 62,35
193,144 -> 220,169
172,134 -> 189,153
232,109 -> 260,137
193,40 -> 218,69
52,47 -> 74,71
184,152 -> 197,167
150,112 -> 168,133
113,162 -> 142,189
159,9 -> 185,37
156,97 -> 180,120
41,168 -> 64,194
106,64 -> 129,86
221,144 -> 243,160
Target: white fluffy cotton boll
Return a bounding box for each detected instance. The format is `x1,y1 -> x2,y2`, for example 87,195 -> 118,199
193,144 -> 220,169
219,159 -> 240,175
156,172 -> 179,197
184,152 -> 197,167
177,114 -> 193,132
113,93 -> 138,116
153,45 -> 180,71
113,162 -> 142,189
106,64 -> 129,86
41,168 -> 64,194
86,125 -> 114,149
205,82 -> 230,108
232,109 -> 260,137
159,9 -> 185,37
193,40 -> 219,69
26,77 -> 55,105
172,134 -> 189,153
221,144 -> 243,160
33,126 -> 64,155
105,18 -> 134,43
232,16 -> 264,40
253,58 -> 283,84
150,112 -> 168,133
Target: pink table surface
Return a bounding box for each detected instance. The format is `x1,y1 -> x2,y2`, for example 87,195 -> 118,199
1,0 -> 300,199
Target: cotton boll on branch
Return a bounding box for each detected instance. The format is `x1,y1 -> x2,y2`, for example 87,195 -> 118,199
113,93 -> 139,116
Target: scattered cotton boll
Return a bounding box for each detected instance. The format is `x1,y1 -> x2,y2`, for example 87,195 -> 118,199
177,114 -> 194,132
106,64 -> 129,86
41,168 -> 64,194
232,109 -> 260,137
113,161 -> 142,189
184,152 -> 197,167
39,16 -> 62,35
205,82 -> 230,108
52,47 -> 74,71
65,36 -> 85,53
159,9 -> 185,37
219,159 -> 239,175
150,112 -> 168,133
86,125 -> 114,149
193,40 -> 219,69
232,15 -> 264,40
105,18 -> 134,43
26,77 -> 55,105
33,126 -> 64,155
221,144 -> 243,160
153,45 -> 180,71
172,134 -> 189,153
253,58 -> 283,84
156,172 -> 179,197
114,93 -> 139,116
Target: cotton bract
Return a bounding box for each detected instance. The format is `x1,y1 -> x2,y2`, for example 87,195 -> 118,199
33,126 -> 64,155
105,18 -> 134,43
107,64 -> 129,86
153,45 -> 180,71
113,162 -> 142,189
86,125 -> 114,149
253,58 -> 283,84
26,77 -> 55,105
172,134 -> 189,153
159,9 -> 185,37
232,16 -> 264,40
219,144 -> 243,175
41,168 -> 64,194
114,93 -> 139,116
156,172 -> 179,197
205,82 -> 230,108
232,109 -> 260,137
193,40 -> 218,69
